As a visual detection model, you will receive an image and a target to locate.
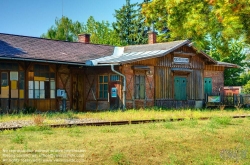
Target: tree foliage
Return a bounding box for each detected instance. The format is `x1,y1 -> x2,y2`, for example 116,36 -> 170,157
113,0 -> 149,45
142,0 -> 250,86
243,80 -> 250,94
41,16 -> 82,42
142,0 -> 250,45
41,16 -> 122,45
208,40 -> 248,86
83,16 -> 122,46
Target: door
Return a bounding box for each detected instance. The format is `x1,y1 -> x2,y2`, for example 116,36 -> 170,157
204,78 -> 212,95
109,81 -> 120,110
72,73 -> 85,111
174,77 -> 187,100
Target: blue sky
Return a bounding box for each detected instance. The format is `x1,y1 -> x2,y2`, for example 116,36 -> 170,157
0,0 -> 141,37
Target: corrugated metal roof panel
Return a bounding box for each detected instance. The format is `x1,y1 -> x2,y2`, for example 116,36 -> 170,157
94,40 -> 191,65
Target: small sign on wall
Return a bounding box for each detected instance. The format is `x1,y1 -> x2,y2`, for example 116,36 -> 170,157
173,57 -> 189,63
111,87 -> 117,97
208,96 -> 220,103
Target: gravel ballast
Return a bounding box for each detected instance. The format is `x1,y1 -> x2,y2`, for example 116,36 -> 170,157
0,118 -> 108,129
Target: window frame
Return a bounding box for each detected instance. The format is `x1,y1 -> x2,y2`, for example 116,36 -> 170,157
98,75 -> 108,99
28,64 -> 56,99
135,75 -> 145,99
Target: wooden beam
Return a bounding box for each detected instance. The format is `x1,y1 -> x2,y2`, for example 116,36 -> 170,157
173,52 -> 196,56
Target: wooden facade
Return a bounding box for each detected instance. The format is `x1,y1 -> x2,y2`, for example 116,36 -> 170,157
0,33 -> 238,112
118,45 -> 226,109
0,60 -> 123,112
0,45 -> 233,112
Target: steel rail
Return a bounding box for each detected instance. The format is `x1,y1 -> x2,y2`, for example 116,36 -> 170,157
0,115 -> 249,131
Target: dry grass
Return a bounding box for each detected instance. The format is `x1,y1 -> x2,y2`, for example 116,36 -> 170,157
0,108 -> 249,124
0,117 -> 249,164
33,114 -> 45,126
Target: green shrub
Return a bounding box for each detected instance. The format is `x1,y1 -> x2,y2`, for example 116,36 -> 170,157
163,122 -> 175,129
112,151 -> 130,165
12,134 -> 25,144
212,117 -> 232,126
21,125 -> 51,132
22,104 -> 36,114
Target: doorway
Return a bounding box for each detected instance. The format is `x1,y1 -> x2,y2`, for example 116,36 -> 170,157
72,73 -> 85,111
174,76 -> 187,100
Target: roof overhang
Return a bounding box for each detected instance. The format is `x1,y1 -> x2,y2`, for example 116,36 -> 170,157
0,56 -> 86,66
215,61 -> 240,68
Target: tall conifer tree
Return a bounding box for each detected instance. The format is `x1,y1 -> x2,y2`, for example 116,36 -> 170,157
113,0 -> 149,45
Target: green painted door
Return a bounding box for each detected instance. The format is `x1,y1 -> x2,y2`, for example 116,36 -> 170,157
174,77 -> 187,100
204,78 -> 212,95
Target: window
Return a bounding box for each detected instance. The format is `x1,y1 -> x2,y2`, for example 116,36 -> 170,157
19,71 -> 25,99
99,75 -> 108,99
110,74 -> 120,81
1,72 -> 9,98
28,65 -> 55,99
0,63 -> 18,70
135,75 -> 145,99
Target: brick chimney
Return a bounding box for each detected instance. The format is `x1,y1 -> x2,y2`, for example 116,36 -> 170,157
78,34 -> 90,43
148,31 -> 157,44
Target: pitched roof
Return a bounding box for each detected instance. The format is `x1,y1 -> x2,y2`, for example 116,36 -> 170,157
87,40 -> 218,65
216,61 -> 239,68
0,33 -> 114,65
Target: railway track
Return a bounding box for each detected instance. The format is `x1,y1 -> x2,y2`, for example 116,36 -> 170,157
0,115 -> 249,131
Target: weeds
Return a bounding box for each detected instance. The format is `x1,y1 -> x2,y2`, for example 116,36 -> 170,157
211,117 -> 232,126
178,119 -> 198,128
101,127 -> 119,133
163,122 -> 175,129
12,134 -> 25,144
112,151 -> 129,165
21,125 -> 51,132
33,114 -> 45,126
0,108 -> 249,124
1,117 -> 250,164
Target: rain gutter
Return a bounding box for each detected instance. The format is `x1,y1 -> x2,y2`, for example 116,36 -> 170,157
111,64 -> 126,110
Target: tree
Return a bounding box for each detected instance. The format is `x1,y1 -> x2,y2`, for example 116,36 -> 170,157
113,0 -> 149,45
142,0 -> 250,48
41,16 -> 83,42
242,80 -> 250,94
142,0 -> 250,86
240,71 -> 250,86
83,16 -> 122,46
208,40 -> 247,86
41,16 -> 122,45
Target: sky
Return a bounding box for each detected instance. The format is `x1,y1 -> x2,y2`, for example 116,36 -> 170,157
0,0 -> 141,37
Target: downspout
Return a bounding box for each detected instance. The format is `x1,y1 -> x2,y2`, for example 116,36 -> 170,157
111,64 -> 126,110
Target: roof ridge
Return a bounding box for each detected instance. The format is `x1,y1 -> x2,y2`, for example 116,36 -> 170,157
0,33 -> 114,47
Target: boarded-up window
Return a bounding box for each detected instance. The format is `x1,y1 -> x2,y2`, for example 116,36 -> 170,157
1,72 -> 9,98
99,75 -> 108,99
19,71 -> 25,98
135,75 -> 145,99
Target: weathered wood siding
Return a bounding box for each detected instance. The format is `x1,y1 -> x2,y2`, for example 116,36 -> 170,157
127,45 -> 226,108
57,65 -> 71,111
84,66 -> 122,111
121,64 -> 154,109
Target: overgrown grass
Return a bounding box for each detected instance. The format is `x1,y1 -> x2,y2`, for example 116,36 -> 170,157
0,108 -> 249,124
0,117 -> 249,164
